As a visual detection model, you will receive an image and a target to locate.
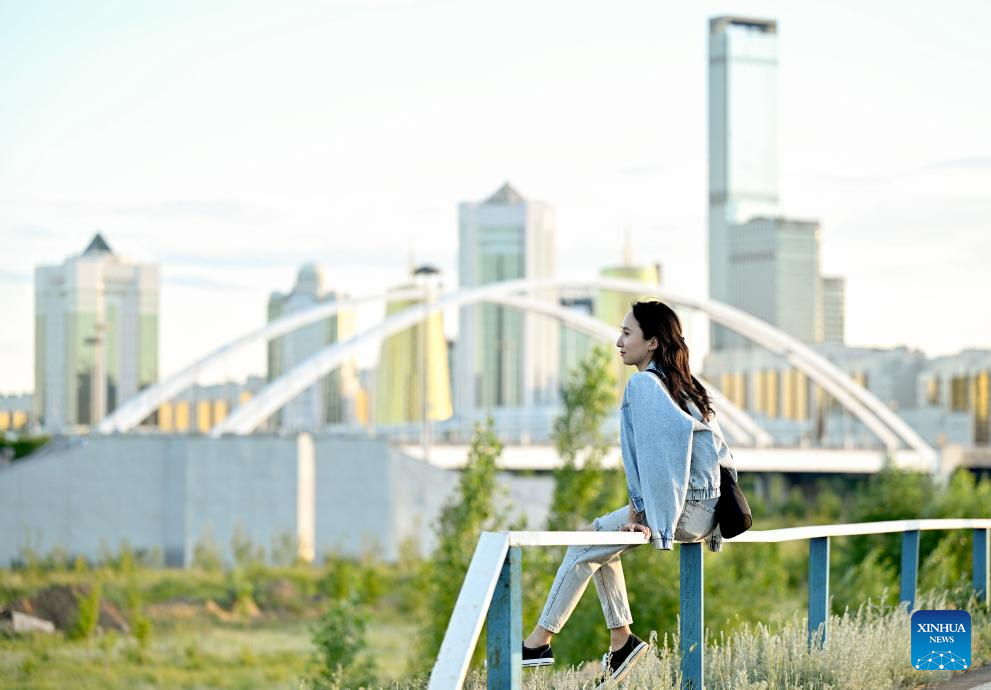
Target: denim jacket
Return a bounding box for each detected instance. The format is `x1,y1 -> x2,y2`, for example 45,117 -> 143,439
620,360 -> 737,552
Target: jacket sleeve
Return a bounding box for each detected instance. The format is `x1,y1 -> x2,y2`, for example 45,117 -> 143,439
619,382 -> 646,514
628,373 -> 695,550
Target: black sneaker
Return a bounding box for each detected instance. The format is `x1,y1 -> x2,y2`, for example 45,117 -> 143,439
521,642 -> 554,667
596,633 -> 649,686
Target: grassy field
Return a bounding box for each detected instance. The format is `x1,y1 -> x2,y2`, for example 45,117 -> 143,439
3,467 -> 989,688
1,605 -> 419,689
2,578 -> 987,689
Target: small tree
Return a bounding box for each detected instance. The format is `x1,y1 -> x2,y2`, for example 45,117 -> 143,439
548,344 -> 621,530
413,417 -> 507,671
68,582 -> 102,640
305,595 -> 376,690
125,578 -> 153,660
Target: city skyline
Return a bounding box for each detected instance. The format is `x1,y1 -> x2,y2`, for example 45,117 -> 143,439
2,0 -> 990,393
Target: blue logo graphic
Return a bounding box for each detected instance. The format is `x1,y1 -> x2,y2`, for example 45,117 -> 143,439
911,610 -> 971,671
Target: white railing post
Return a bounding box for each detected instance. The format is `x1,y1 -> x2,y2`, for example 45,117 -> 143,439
428,532 -> 509,690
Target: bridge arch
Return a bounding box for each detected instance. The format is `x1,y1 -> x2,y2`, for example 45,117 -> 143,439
481,292 -> 773,447
97,287 -> 425,434
204,277 -> 935,467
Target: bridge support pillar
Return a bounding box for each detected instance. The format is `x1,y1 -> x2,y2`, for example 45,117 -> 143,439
680,542 -> 704,689
487,545 -> 521,690
900,530 -> 920,610
808,536 -> 830,649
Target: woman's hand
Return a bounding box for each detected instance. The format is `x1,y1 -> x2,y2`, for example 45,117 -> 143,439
619,523 -> 651,540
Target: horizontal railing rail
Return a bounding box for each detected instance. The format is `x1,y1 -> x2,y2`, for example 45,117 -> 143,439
428,519 -> 991,690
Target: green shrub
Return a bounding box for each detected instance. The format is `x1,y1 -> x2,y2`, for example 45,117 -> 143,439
305,595 -> 376,689
412,417 -> 507,673
0,434 -> 50,460
68,581 -> 102,640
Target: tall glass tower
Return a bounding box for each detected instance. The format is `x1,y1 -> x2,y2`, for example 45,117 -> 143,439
456,183 -> 558,413
708,16 -> 779,350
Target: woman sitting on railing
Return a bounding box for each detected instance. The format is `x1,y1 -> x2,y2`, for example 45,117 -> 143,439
521,298 -> 738,685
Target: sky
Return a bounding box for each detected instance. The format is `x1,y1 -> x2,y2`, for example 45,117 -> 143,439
1,0 -> 989,393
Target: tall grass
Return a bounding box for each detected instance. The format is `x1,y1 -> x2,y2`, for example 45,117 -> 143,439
453,585 -> 988,690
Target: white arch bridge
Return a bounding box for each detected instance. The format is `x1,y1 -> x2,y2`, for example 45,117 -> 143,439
98,278 -> 938,473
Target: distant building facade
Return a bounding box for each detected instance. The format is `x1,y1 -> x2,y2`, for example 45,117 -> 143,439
820,276 -> 846,345
34,234 -> 159,431
456,183 -> 558,413
708,16 -> 780,351
558,289 -> 596,388
596,257 -> 664,399
374,266 -> 453,427
267,264 -> 358,431
914,350 -> 991,447
0,394 -> 33,433
703,344 -> 928,447
156,377 -> 267,434
707,16 -> 847,352
724,216 -> 821,348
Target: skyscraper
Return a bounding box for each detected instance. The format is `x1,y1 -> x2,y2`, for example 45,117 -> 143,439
456,182 -> 558,413
34,234 -> 159,431
708,16 -> 779,350
267,264 -> 357,431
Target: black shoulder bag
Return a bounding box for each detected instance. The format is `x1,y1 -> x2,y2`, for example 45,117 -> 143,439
645,368 -> 752,538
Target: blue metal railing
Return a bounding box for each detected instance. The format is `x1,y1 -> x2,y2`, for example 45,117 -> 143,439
429,519 -> 991,690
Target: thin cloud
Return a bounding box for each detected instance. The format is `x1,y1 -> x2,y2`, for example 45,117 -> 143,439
33,199 -> 282,225
618,163 -> 666,177
923,156 -> 991,172
159,248 -> 423,271
790,155 -> 991,185
162,274 -> 258,292
0,270 -> 30,283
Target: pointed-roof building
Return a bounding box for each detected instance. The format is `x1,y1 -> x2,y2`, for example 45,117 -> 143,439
456,183 -> 558,415
82,233 -> 114,256
484,182 -> 526,206
34,234 -> 159,431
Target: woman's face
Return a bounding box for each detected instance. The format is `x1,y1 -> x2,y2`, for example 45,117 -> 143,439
616,310 -> 657,371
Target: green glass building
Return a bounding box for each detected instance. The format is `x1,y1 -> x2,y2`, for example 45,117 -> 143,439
34,234 -> 159,431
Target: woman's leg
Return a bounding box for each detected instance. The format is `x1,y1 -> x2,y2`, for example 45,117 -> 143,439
527,506 -> 638,642
524,519 -> 598,648
589,508 -> 638,648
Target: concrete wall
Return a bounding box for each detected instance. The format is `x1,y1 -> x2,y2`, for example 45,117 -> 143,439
311,436 -> 554,561
0,434 -> 554,566
0,434 -> 309,567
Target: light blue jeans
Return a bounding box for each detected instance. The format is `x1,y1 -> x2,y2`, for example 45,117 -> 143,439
537,499 -> 720,632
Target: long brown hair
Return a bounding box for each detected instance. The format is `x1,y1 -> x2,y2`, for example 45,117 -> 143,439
630,299 -> 714,421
